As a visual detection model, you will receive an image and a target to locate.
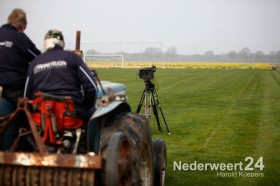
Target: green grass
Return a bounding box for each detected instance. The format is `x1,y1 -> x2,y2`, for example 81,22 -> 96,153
97,68 -> 280,185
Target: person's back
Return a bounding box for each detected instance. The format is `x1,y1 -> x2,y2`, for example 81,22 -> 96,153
24,30 -> 98,121
0,8 -> 41,105
0,9 -> 40,150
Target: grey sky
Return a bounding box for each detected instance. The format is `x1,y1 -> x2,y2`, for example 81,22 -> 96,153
1,0 -> 280,54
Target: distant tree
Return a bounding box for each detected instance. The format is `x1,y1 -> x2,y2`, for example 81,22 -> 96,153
227,51 -> 238,61
204,50 -> 214,61
166,47 -> 178,60
275,50 -> 280,63
204,50 -> 214,56
270,51 -> 275,56
239,47 -> 251,62
144,47 -> 162,60
255,50 -> 265,62
86,49 -> 99,54
267,51 -> 276,62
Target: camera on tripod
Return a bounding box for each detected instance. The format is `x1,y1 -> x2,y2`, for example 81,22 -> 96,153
138,65 -> 156,80
136,65 -> 170,134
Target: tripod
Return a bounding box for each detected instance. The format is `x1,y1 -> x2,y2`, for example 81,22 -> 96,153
136,80 -> 170,134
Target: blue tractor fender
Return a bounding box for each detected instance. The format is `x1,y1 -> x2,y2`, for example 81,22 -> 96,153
96,81 -> 126,98
87,81 -> 131,153
91,81 -> 131,120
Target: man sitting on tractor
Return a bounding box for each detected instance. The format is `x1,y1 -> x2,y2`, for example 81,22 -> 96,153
0,8 -> 41,150
24,29 -> 98,122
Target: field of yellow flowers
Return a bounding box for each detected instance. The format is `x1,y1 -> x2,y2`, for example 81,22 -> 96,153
86,61 -> 272,69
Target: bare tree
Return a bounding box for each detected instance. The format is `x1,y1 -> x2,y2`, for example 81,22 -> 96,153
255,50 -> 265,62
275,50 -> 280,62
144,47 -> 162,61
204,50 -> 214,61
227,51 -> 238,61
86,49 -> 100,54
239,47 -> 251,62
166,47 -> 178,60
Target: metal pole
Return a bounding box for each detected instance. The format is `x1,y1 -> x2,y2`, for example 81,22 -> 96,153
75,31 -> 81,51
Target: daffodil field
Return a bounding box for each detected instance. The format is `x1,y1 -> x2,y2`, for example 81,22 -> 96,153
86,61 -> 272,69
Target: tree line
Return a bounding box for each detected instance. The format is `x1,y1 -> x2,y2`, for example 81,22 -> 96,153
86,47 -> 280,63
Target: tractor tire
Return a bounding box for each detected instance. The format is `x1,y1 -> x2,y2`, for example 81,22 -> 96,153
105,131 -> 133,186
153,139 -> 167,186
100,112 -> 154,186
139,138 -> 154,186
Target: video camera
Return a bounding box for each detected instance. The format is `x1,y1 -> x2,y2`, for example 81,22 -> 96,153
138,65 -> 156,80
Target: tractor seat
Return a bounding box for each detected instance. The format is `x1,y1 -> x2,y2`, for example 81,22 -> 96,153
30,92 -> 83,144
38,92 -> 72,102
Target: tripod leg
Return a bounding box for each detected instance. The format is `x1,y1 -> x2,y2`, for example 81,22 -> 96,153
151,90 -> 162,132
136,90 -> 146,113
157,105 -> 170,134
137,89 -> 152,119
144,91 -> 152,119
154,90 -> 170,134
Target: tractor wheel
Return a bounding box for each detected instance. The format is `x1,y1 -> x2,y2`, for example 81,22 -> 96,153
105,131 -> 133,186
100,112 -> 154,185
139,140 -> 154,186
153,139 -> 167,186
117,113 -> 154,186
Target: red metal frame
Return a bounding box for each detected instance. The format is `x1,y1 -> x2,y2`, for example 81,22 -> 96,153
31,92 -> 83,145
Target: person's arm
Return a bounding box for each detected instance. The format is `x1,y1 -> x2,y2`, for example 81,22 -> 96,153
75,55 -> 98,107
23,63 -> 34,98
21,33 -> 41,62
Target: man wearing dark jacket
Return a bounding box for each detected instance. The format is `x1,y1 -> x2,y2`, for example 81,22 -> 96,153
0,8 -> 41,105
0,9 -> 41,150
24,29 -> 98,121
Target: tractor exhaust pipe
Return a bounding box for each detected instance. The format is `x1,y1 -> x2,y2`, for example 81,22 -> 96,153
74,30 -> 106,95
75,30 -> 81,51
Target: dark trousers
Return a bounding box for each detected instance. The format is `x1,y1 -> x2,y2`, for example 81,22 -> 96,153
1,88 -> 32,151
2,88 -> 23,107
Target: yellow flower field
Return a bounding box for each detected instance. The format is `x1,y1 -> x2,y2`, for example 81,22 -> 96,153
86,61 -> 272,69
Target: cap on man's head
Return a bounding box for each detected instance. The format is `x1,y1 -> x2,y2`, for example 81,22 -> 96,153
44,29 -> 65,50
45,29 -> 64,41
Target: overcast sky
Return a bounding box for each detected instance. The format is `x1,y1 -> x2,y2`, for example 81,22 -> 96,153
1,0 -> 280,54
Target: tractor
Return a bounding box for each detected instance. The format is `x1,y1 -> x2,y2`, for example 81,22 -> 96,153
0,31 -> 167,186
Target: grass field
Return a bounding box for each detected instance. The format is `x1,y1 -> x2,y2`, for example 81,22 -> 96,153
96,68 -> 280,185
